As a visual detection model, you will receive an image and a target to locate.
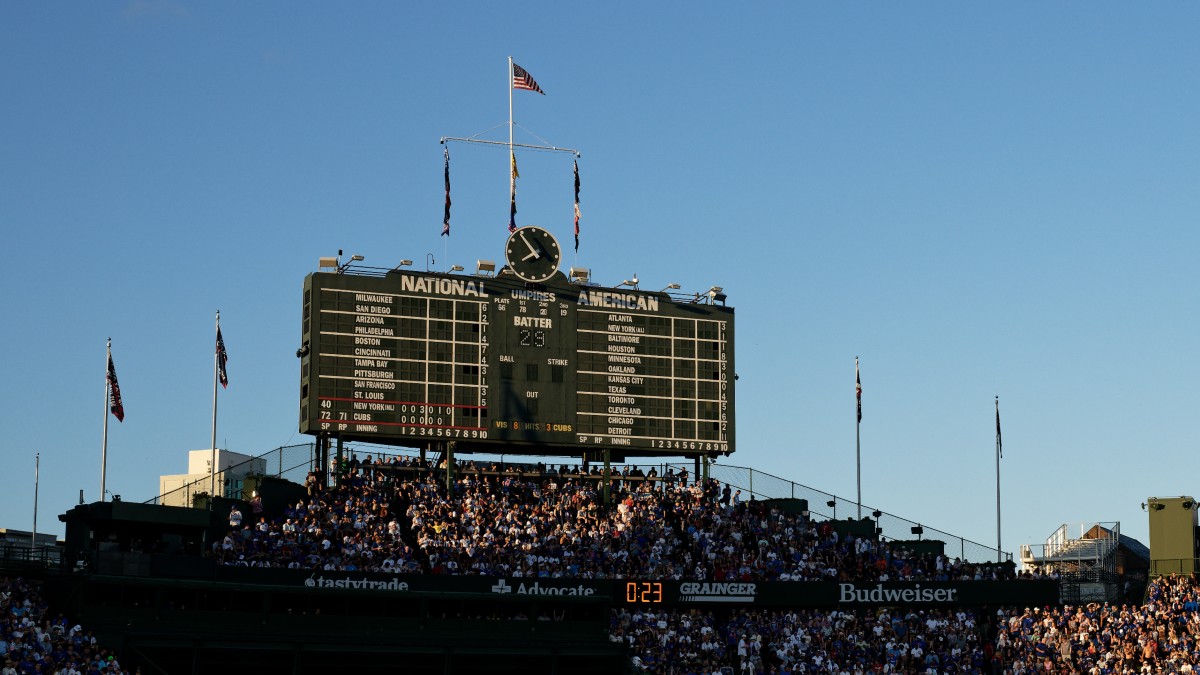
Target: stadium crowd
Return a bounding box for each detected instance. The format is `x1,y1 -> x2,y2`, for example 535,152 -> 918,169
613,575 -> 1200,674
0,576 -> 130,675
211,456 -> 1016,584
614,604 -> 988,674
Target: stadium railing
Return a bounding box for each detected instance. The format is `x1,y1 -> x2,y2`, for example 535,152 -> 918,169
679,461 -> 1012,564
0,541 -> 63,573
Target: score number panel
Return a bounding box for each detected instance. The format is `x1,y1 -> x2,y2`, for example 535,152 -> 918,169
300,271 -> 734,456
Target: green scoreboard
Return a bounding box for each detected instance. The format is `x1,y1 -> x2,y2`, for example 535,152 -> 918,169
300,268 -> 734,457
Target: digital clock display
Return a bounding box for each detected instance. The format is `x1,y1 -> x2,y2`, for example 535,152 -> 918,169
299,269 -> 735,457
625,581 -> 664,604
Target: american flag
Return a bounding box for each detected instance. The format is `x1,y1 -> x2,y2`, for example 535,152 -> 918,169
217,325 -> 229,388
512,63 -> 545,94
107,350 -> 124,422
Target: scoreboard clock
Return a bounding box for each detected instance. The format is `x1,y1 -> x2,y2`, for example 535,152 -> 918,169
299,263 -> 734,458
504,226 -> 562,283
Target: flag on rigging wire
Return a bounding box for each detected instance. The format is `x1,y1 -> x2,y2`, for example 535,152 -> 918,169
512,63 -> 545,94
441,147 -> 451,236
855,358 -> 862,423
995,398 -> 1002,458
573,159 -> 581,252
107,348 -> 124,422
216,325 -> 229,388
509,151 -> 519,232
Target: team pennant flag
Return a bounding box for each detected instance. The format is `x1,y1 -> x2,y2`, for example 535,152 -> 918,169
508,195 -> 517,233
216,325 -> 229,388
512,63 -> 545,94
442,147 -> 451,237
995,397 -> 1002,458
107,349 -> 124,422
855,358 -> 862,423
573,159 -> 581,252
511,152 -> 519,180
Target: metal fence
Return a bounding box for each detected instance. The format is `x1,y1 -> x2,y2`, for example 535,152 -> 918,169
145,443 -> 321,507
142,445 -> 1008,564
678,462 -> 1011,564
0,542 -> 63,573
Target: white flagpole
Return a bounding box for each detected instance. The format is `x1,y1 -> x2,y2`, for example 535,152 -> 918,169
101,338 -> 111,503
508,56 -> 515,226
210,311 -> 220,503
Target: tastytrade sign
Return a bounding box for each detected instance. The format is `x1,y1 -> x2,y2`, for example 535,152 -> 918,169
304,575 -> 410,592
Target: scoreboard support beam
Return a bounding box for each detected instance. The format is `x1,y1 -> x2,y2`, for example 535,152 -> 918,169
443,442 -> 455,494
602,450 -> 611,506
335,437 -> 344,488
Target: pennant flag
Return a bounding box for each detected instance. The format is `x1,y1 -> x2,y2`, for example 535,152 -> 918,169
855,358 -> 862,423
511,152 -> 519,180
107,350 -> 125,422
512,63 -> 545,95
508,195 -> 517,233
216,325 -> 229,388
573,159 -> 581,252
441,147 -> 451,236
995,397 -> 1002,458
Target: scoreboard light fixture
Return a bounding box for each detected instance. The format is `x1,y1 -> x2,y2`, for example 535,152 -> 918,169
476,260 -> 496,276
338,255 -> 365,273
449,265 -> 465,273
660,283 -> 681,292
569,267 -> 590,283
617,275 -> 639,289
318,257 -> 338,271
394,259 -> 413,270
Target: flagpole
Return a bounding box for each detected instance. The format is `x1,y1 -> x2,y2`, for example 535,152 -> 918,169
101,338 -> 111,503
508,56 -> 515,229
33,452 -> 40,552
996,396 -> 1002,563
856,356 -> 862,520
210,311 -> 220,504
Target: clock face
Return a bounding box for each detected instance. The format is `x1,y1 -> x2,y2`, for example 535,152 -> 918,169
504,226 -> 562,283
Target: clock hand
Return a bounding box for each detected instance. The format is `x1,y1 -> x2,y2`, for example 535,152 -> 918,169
519,231 -> 540,261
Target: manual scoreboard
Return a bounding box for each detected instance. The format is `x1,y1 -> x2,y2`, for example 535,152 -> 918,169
300,269 -> 734,457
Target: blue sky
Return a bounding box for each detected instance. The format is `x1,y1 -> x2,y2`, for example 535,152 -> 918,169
2,2 -> 1197,557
